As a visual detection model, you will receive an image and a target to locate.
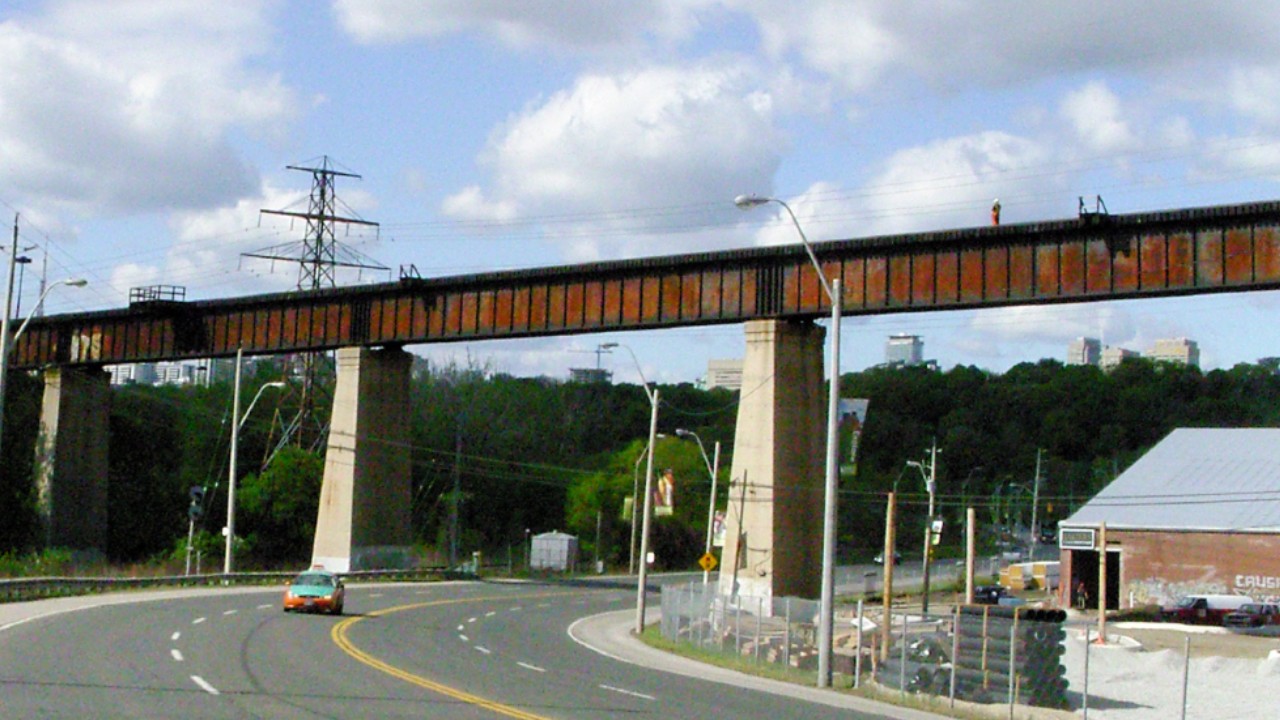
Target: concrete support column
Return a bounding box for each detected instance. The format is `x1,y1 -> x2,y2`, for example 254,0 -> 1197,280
719,319 -> 825,607
35,366 -> 110,553
311,346 -> 413,572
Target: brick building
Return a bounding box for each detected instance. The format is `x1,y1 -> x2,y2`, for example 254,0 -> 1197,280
1058,428 -> 1280,610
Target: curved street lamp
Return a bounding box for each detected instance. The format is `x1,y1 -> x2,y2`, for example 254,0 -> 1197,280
735,193 -> 842,688
0,276 -> 89,462
676,428 -> 721,586
600,342 -> 661,635
628,432 -> 666,575
223,347 -> 287,574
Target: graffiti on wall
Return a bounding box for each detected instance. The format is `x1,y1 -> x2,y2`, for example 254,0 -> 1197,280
1234,574 -> 1280,603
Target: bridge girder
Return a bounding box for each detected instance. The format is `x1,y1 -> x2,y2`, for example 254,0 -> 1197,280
12,199 -> 1280,369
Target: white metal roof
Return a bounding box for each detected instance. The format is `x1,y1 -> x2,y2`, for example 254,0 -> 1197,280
1062,428 -> 1280,533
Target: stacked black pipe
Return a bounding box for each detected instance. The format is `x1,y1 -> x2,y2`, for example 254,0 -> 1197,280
953,605 -> 1069,709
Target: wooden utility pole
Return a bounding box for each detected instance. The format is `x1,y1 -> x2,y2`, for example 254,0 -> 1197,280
965,507 -> 976,604
881,491 -> 896,660
1097,521 -> 1108,644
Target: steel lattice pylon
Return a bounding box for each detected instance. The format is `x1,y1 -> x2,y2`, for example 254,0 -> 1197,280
244,156 -> 388,455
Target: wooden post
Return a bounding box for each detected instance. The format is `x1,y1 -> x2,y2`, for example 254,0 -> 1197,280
881,491 -> 896,660
1096,521 -> 1107,644
965,506 -> 976,605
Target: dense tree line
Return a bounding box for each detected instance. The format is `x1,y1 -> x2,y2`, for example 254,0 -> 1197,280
1,354 -> 1278,570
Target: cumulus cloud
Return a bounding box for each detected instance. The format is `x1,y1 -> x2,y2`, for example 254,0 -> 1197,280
0,0 -> 294,216
332,0 -> 708,49
857,131 -> 1053,235
1060,82 -> 1136,154
737,1 -> 1280,94
441,61 -> 783,259
970,304 -> 1136,347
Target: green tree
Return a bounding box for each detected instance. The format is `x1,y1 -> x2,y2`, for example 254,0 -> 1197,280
237,447 -> 324,564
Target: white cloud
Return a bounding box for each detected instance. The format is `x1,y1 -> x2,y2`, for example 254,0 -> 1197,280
737,1 -> 1280,95
858,131 -> 1054,235
0,1 -> 294,215
1060,82 -> 1136,154
969,304 -> 1136,348
332,0 -> 707,49
442,61 -> 783,258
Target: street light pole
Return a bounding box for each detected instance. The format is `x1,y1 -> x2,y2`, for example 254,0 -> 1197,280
735,194 -> 842,688
602,342 -> 661,635
908,438 -> 940,613
628,432 -> 667,575
223,347 -> 285,575
677,429 -> 721,585
1030,448 -> 1043,556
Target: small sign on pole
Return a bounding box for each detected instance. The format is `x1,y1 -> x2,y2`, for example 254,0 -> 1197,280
698,552 -> 718,572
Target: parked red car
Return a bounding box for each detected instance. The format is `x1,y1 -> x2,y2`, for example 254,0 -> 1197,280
1223,603 -> 1280,628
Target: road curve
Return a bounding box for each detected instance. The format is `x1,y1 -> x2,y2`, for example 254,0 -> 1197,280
0,580 -> 936,719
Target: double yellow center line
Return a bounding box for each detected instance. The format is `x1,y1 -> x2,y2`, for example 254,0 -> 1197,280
331,591 -> 573,720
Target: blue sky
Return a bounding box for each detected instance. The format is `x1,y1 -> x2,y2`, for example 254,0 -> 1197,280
4,1 -> 1280,384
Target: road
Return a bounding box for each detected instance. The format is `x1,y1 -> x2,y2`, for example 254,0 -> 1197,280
0,580 -> 920,719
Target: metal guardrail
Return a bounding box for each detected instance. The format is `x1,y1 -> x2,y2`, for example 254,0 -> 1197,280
0,566 -> 459,604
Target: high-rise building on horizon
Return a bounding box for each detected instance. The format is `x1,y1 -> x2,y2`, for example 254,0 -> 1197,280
705,358 -> 743,391
885,334 -> 924,367
1147,337 -> 1200,368
1068,337 -> 1102,366
1101,346 -> 1141,371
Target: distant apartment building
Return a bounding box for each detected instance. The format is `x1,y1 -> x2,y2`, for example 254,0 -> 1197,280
1146,337 -> 1200,368
568,367 -> 612,384
107,363 -> 158,386
1067,337 -> 1102,366
885,334 -> 924,367
107,358 -> 241,387
1100,346 -> 1140,371
705,359 -> 743,391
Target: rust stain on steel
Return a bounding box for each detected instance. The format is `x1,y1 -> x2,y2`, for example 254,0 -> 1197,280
14,199 -> 1280,369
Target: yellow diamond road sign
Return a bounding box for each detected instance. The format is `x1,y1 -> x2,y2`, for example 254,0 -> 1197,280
699,552 -> 718,572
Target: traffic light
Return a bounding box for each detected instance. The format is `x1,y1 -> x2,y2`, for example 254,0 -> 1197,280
188,486 -> 206,520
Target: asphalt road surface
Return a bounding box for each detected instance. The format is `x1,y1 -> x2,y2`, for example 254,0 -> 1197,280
0,580 -> 919,719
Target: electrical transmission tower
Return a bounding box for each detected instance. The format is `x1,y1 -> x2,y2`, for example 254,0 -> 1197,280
243,156 -> 389,453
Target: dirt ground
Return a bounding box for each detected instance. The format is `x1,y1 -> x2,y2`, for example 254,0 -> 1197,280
1104,622 -> 1280,659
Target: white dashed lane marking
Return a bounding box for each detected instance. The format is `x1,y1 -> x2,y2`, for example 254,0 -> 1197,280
600,685 -> 655,701
170,649 -> 183,662
517,662 -> 545,673
192,617 -> 206,625
475,646 -> 491,655
222,610 -> 237,616
170,632 -> 181,641
191,676 -> 219,695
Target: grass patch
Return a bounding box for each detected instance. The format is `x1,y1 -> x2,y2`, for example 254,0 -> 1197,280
637,622 -> 1063,720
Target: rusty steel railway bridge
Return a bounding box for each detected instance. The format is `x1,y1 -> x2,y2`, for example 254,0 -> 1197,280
12,198 -> 1280,370
17,197 -> 1280,574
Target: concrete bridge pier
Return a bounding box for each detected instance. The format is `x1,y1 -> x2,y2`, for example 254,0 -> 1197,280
718,319 -> 826,609
35,366 -> 111,555
311,346 -> 414,572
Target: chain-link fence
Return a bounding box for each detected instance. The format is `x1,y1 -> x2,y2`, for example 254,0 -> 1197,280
662,581 -> 1277,719
659,581 -> 822,669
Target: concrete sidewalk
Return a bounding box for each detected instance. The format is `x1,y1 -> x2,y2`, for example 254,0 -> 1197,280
568,608 -> 950,720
